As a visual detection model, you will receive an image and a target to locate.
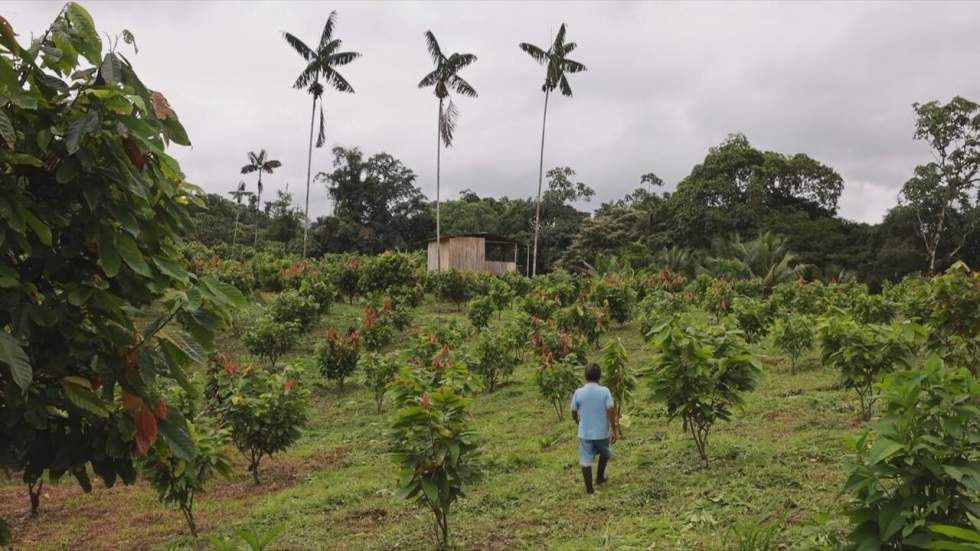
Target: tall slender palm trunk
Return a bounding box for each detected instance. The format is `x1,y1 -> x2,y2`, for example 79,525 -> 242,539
436,97 -> 443,272
232,206 -> 241,247
254,175 -> 262,247
302,95 -> 317,258
531,89 -> 550,277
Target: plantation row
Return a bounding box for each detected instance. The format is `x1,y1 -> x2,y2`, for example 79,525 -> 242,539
166,246 -> 979,549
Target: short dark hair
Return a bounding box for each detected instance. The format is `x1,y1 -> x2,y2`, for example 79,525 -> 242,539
584,363 -> 601,382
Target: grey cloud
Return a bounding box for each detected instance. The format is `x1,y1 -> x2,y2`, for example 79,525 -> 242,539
6,1 -> 979,223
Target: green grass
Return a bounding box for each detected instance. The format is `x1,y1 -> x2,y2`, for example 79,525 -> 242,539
4,297 -> 857,550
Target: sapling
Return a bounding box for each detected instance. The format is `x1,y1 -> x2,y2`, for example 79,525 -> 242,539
647,315 -> 762,465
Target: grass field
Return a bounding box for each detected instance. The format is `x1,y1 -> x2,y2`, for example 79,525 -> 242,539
1,297 -> 858,550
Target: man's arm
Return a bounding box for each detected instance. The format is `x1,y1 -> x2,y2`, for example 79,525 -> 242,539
607,407 -> 620,443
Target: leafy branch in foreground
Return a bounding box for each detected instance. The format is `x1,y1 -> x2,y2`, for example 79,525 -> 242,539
0,3 -> 243,518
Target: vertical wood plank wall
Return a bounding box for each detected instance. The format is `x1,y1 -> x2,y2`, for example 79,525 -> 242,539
426,237 -> 517,274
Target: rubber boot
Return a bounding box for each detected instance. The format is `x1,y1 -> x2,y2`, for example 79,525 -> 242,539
596,455 -> 609,485
581,466 -> 594,494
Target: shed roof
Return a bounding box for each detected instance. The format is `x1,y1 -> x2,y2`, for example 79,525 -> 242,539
428,233 -> 517,244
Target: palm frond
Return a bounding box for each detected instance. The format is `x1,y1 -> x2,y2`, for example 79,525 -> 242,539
315,103 -> 326,148
563,42 -> 577,55
325,68 -> 355,93
328,50 -> 361,67
447,52 -> 477,71
558,74 -> 573,97
319,11 -> 337,51
553,23 -> 567,51
519,42 -> 548,64
248,151 -> 259,165
283,32 -> 313,60
424,31 -> 443,64
450,75 -> 478,98
293,61 -> 321,90
241,165 -> 257,174
440,99 -> 459,147
562,58 -> 587,74
418,69 -> 440,89
263,159 -> 282,172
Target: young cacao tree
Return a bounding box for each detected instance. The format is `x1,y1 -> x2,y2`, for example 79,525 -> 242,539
647,316 -> 762,466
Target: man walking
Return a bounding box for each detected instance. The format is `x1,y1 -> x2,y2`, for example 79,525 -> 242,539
570,363 -> 619,494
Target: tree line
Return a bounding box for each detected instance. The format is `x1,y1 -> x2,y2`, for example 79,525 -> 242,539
192,99 -> 980,287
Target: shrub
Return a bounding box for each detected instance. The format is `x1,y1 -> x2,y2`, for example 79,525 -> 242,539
242,318 -> 300,369
638,289 -> 689,337
533,270 -> 580,304
521,288 -> 561,321
845,355 -> 980,549
358,251 -> 422,296
771,313 -> 814,373
487,277 -> 515,317
647,316 -> 762,465
530,323 -> 589,366
472,332 -> 516,392
731,296 -> 772,343
501,312 -> 533,364
555,304 -> 607,347
298,276 -> 335,315
702,278 -> 736,321
328,254 -> 361,303
389,346 -> 481,550
501,271 -> 532,297
268,289 -> 320,332
315,328 -> 361,390
588,275 -> 635,325
142,424 -> 231,536
360,352 -> 399,414
361,306 -> 394,352
467,296 -> 494,331
819,319 -> 922,420
432,269 -> 475,310
601,339 -> 636,420
535,355 -> 581,420
925,262 -> 980,370
217,366 -> 308,484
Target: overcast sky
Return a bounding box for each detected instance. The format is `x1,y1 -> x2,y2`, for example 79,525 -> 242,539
7,1 -> 980,223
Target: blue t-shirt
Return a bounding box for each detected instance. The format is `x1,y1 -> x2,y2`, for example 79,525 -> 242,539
570,383 -> 614,440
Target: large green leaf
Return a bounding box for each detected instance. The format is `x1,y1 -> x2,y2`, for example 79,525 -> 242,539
157,417 -> 196,461
153,255 -> 188,283
421,478 -> 439,507
99,52 -> 121,85
61,376 -> 109,417
868,437 -> 903,465
22,209 -> 51,246
0,331 -> 31,391
97,227 -> 120,277
114,232 -> 153,277
65,3 -> 102,65
202,276 -> 247,307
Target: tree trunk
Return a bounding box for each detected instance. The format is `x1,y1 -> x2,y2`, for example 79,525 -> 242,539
532,90 -> 550,277
254,175 -> 263,247
436,98 -> 443,272
302,96 -> 317,259
232,205 -> 241,248
28,479 -> 43,516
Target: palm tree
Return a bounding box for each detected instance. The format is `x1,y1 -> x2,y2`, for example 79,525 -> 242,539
520,24 -> 586,276
228,180 -> 253,248
418,31 -> 478,271
284,11 -> 361,258
240,150 -> 281,246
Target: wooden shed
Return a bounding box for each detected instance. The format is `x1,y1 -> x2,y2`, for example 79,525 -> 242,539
427,233 -> 518,275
